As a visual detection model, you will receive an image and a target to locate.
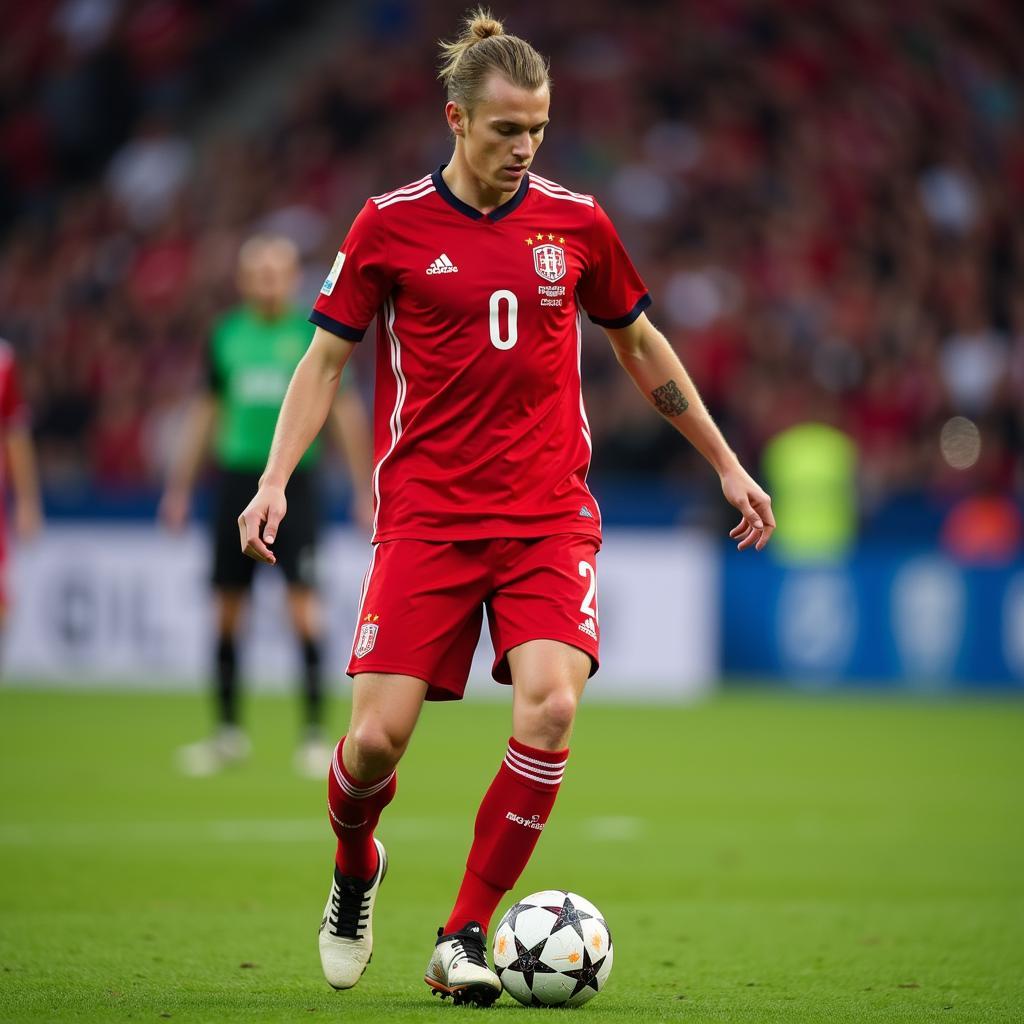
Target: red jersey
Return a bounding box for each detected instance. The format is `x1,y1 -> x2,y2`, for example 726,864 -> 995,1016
311,167 -> 650,543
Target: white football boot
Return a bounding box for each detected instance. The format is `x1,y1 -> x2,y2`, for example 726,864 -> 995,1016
318,837 -> 387,989
424,920 -> 502,1006
176,726 -> 251,777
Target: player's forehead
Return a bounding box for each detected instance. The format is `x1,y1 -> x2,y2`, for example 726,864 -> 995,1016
240,239 -> 298,273
474,72 -> 550,127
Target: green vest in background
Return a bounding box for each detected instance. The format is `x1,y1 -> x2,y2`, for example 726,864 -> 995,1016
762,423 -> 858,561
209,305 -> 340,472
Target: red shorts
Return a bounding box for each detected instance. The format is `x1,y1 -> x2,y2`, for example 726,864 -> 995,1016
346,535 -> 601,701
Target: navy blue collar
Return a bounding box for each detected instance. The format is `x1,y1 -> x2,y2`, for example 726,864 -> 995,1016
431,164 -> 530,222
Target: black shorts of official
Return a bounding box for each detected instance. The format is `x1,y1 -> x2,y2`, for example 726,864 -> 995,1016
212,468 -> 319,590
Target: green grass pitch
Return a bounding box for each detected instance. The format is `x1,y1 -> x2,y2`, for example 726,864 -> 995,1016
1,686 -> 1021,1023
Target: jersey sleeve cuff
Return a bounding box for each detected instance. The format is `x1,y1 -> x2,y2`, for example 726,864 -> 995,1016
309,310 -> 367,341
587,293 -> 652,329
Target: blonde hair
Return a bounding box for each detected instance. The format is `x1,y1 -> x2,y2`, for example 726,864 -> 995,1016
438,7 -> 550,112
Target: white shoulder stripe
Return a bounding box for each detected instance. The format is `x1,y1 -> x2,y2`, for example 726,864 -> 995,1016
529,173 -> 593,202
528,182 -> 594,207
372,174 -> 432,203
375,185 -> 436,210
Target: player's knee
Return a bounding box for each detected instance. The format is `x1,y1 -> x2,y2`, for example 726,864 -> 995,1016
524,687 -> 578,748
543,688 -> 578,735
346,720 -> 407,773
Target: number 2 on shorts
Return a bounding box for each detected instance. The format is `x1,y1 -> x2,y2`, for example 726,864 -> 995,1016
578,560 -> 598,622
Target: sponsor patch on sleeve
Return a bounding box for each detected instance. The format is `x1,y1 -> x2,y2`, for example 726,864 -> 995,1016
320,252 -> 346,295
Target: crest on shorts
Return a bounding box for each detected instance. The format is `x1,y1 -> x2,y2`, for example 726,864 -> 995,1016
355,621 -> 378,658
533,244 -> 566,283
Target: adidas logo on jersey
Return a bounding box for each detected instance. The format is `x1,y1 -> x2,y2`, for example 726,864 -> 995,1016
426,253 -> 459,275
579,617 -> 597,640
578,505 -> 595,519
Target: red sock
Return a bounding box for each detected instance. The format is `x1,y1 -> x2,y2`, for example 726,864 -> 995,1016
327,736 -> 396,880
445,737 -> 568,934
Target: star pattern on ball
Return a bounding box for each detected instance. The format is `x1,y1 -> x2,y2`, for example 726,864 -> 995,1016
502,901 -> 533,932
562,945 -> 607,998
506,934 -> 558,989
541,894 -> 594,942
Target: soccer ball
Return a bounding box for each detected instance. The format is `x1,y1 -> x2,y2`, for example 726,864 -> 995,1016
492,889 -> 613,1007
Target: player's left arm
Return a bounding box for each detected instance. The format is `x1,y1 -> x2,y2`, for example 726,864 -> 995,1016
604,312 -> 774,552
4,426 -> 42,541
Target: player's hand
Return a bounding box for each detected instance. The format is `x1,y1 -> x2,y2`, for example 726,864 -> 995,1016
721,465 -> 775,552
237,484 -> 287,564
158,488 -> 190,532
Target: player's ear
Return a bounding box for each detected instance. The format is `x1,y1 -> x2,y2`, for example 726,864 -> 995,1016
445,100 -> 467,137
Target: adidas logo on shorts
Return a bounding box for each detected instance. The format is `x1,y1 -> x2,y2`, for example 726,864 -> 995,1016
579,617 -> 597,640
426,253 -> 459,275
578,505 -> 595,519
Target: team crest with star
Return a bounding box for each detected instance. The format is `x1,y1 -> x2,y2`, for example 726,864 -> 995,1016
525,232 -> 567,282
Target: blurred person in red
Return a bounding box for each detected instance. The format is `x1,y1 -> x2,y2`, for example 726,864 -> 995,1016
0,339 -> 43,657
238,8 -> 774,1004
160,235 -> 372,778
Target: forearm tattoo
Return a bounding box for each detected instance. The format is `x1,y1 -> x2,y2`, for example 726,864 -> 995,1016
651,379 -> 689,417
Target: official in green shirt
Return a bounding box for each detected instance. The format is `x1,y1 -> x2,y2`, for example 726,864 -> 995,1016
160,235 -> 372,777
762,421 -> 858,562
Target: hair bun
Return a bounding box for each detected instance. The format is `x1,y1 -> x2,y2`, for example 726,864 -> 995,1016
437,7 -> 548,104
469,14 -> 504,42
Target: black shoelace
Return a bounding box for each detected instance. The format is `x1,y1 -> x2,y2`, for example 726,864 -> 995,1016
450,928 -> 488,969
329,876 -> 370,940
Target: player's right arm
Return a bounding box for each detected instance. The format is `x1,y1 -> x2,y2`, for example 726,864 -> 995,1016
238,326 -> 357,563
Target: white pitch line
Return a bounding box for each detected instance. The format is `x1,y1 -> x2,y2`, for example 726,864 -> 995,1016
0,816 -> 648,847
581,816 -> 646,841
0,818 -> 445,847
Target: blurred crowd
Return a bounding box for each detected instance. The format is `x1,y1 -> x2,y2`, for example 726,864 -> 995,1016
0,0 -> 1021,534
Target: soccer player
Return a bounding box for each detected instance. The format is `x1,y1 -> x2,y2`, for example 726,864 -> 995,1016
161,235 -> 372,778
0,338 -> 42,657
238,9 -> 774,1004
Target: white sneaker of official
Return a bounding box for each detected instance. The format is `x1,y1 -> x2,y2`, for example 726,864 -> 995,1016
176,726 -> 251,777
425,921 -> 503,1006
294,735 -> 333,780
319,837 -> 388,989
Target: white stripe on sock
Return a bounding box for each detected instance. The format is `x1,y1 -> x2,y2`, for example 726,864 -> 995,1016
506,745 -> 568,772
503,755 -> 564,787
332,747 -> 395,799
505,753 -> 569,774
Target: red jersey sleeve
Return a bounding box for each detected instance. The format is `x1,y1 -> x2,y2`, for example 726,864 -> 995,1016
310,200 -> 394,341
577,201 -> 651,328
0,346 -> 28,429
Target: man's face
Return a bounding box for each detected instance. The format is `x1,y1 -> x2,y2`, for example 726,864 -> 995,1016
450,73 -> 550,194
239,241 -> 298,311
